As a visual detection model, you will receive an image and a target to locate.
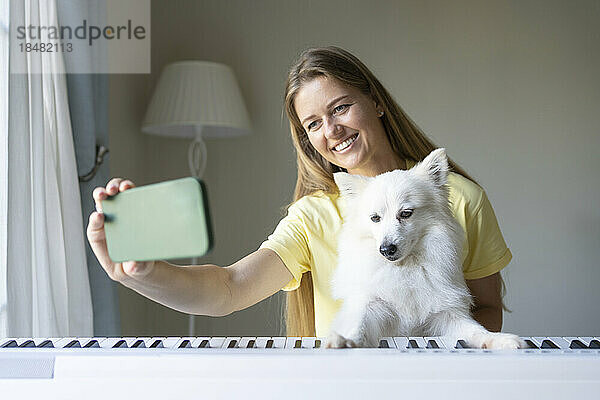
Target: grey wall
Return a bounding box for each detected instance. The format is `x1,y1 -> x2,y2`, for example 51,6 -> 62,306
109,0 -> 600,337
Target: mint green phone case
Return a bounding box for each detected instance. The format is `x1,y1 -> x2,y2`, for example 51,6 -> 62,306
102,177 -> 214,262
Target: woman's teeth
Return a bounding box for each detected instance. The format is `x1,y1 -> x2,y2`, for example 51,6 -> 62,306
334,134 -> 358,152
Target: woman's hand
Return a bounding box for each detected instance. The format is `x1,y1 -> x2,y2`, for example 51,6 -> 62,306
87,178 -> 155,282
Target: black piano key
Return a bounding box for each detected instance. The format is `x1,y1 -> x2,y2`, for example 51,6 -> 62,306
589,340 -> 600,349
149,340 -> 163,348
378,339 -> 389,348
112,340 -> 127,348
314,339 -> 321,348
84,340 -> 100,348
19,340 -> 36,348
426,340 -> 439,349
227,340 -> 238,348
198,339 -> 210,348
408,340 -> 420,349
246,340 -> 256,348
265,339 -> 274,348
65,340 -> 81,348
541,340 -> 559,349
455,340 -> 469,349
294,339 -> 302,348
569,340 -> 587,349
38,340 -> 54,348
1,340 -> 17,348
131,340 -> 146,348
178,340 -> 192,348
524,339 -> 539,349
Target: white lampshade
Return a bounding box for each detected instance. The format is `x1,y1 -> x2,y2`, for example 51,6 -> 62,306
141,61 -> 251,138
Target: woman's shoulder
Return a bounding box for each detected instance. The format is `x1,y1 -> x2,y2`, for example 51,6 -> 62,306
447,172 -> 487,215
289,190 -> 340,214
287,190 -> 343,230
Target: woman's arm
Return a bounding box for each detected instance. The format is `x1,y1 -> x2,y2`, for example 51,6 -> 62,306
466,272 -> 503,332
223,248 -> 293,313
87,177 -> 293,318
114,249 -> 292,317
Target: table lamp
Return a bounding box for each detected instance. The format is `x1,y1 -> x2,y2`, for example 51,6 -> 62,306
142,61 -> 251,178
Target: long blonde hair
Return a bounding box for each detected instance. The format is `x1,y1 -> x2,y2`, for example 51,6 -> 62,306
282,46 -> 506,337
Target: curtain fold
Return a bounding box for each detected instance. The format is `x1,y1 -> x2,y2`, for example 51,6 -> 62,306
5,0 -> 93,337
56,0 -> 120,337
0,0 -> 8,337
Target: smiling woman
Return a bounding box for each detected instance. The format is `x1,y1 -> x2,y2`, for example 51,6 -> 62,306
275,46 -> 512,337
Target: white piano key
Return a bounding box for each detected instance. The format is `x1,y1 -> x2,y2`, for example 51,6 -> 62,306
208,337 -> 226,349
97,337 -> 128,348
393,337 -> 409,349
157,337 -> 182,349
548,337 -> 571,349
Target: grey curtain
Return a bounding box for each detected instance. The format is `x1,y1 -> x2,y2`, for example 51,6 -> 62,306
57,0 -> 120,336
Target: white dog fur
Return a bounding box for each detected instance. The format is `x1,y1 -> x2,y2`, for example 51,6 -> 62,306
326,148 -> 523,349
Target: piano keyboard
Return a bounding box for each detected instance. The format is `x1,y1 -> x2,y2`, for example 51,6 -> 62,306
1,335 -> 600,350
1,336 -> 599,399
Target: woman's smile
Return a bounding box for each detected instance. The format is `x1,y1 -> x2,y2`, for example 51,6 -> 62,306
332,133 -> 359,153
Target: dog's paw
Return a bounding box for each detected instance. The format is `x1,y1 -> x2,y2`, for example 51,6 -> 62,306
324,332 -> 358,349
471,332 -> 525,349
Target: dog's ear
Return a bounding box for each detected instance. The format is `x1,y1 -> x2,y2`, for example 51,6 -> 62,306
334,172 -> 369,198
414,148 -> 449,187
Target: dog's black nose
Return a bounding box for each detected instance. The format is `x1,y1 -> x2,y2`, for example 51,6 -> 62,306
379,244 -> 398,259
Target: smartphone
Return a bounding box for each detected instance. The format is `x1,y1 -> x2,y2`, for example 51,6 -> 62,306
101,177 -> 214,262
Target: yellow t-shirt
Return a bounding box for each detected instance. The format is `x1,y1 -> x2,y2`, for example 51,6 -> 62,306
259,163 -> 512,337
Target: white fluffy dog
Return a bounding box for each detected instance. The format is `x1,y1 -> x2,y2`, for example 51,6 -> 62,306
326,148 -> 523,349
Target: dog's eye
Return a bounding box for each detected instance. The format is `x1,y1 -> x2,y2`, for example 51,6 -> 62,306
398,210 -> 413,219
370,214 -> 381,223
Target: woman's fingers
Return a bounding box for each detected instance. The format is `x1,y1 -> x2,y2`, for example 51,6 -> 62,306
89,177 -> 139,281
92,178 -> 136,212
92,187 -> 107,212
119,179 -> 135,191
106,178 -> 123,195
86,211 -> 117,279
